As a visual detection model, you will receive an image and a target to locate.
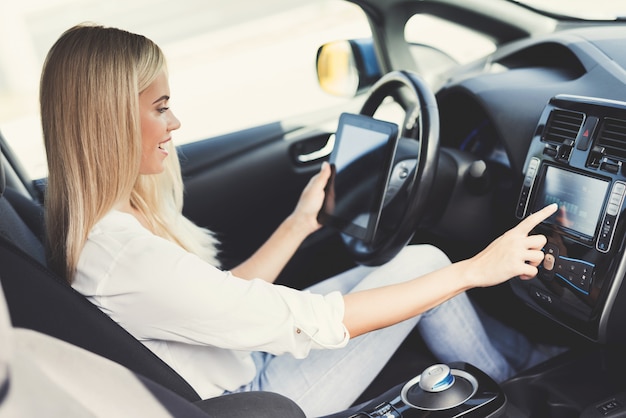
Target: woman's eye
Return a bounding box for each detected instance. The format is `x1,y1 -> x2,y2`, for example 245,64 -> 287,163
158,107 -> 170,114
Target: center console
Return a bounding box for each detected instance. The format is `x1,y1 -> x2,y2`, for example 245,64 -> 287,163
512,94 -> 626,344
344,362 -> 506,417
328,94 -> 626,418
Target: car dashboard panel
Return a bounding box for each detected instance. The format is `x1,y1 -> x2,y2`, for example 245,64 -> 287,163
512,94 -> 626,344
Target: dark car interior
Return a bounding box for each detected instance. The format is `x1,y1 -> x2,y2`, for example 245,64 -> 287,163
0,137 -> 311,416
3,0 -> 626,416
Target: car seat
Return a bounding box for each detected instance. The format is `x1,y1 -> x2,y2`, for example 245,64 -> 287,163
0,136 -> 305,417
0,153 -> 45,265
0,282 -> 213,417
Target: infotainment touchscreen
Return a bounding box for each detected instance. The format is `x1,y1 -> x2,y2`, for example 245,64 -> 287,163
318,113 -> 399,242
532,165 -> 609,240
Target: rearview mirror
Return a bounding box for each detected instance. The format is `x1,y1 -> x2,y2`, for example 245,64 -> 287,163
316,39 -> 381,98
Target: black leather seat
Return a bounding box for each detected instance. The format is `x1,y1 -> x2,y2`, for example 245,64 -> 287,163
0,137 -> 305,417
0,142 -> 203,401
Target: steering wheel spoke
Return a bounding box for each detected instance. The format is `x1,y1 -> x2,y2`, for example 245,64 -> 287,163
343,70 -> 440,266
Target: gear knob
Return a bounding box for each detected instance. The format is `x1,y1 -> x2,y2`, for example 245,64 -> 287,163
418,364 -> 455,392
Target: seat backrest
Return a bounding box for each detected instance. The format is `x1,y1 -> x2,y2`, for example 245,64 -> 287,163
0,153 -> 45,265
0,233 -> 202,402
0,146 -> 201,402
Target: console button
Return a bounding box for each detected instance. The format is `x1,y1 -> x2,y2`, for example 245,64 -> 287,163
516,158 -> 540,219
601,160 -> 620,174
544,243 -> 560,259
554,257 -> 594,294
596,399 -> 623,416
557,144 -> 573,161
539,244 -> 560,280
531,287 -> 554,305
543,254 -> 556,271
368,402 -> 400,417
576,116 -> 598,151
543,146 -> 558,158
597,182 -> 626,253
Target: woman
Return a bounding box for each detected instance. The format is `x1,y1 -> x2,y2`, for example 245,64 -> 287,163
41,24 -> 558,417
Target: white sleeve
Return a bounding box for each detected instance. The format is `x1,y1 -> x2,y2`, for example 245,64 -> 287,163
83,230 -> 349,358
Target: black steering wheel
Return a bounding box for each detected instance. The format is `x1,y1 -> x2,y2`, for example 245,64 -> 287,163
342,70 -> 440,266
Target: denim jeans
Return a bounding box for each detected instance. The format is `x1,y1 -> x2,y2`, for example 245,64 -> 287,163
231,245 -> 550,417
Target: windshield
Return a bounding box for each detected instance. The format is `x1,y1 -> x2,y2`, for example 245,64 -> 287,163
513,0 -> 626,20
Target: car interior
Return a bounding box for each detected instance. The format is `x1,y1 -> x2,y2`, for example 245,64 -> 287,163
0,136 -> 309,417
3,0 -> 626,417
0,282 -> 304,417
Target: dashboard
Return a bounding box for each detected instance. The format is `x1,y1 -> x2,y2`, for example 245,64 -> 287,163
513,95 -> 626,344
438,26 -> 626,171
431,25 -> 626,344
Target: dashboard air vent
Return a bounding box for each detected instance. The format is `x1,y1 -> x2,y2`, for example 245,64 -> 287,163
596,117 -> 626,161
542,109 -> 584,145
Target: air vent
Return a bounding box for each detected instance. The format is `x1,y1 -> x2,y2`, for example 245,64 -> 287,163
596,117 -> 626,162
542,109 -> 584,145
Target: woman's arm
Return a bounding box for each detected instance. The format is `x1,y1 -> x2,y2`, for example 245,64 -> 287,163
231,162 -> 332,282
342,203 -> 557,338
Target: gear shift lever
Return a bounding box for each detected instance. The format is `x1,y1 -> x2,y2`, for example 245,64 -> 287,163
352,362 -> 506,417
401,363 -> 478,411
419,364 -> 455,392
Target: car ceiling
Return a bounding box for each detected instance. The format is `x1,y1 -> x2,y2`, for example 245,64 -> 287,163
349,0 -> 557,42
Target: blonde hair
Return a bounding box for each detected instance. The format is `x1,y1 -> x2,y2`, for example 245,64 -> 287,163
41,24 -> 219,282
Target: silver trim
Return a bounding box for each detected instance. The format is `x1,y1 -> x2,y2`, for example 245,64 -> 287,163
296,134 -> 335,163
596,181 -> 626,253
519,157 -> 540,217
400,369 -> 479,411
598,232 -> 626,342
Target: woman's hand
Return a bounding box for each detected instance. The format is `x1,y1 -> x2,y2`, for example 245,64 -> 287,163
231,162 -> 331,282
466,203 -> 558,287
289,161 -> 332,235
343,203 -> 557,337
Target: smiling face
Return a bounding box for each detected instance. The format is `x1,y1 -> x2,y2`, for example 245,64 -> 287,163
138,71 -> 181,175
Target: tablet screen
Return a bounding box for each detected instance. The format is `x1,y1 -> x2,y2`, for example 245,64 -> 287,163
318,113 -> 399,242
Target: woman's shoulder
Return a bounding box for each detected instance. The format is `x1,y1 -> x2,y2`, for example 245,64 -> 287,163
76,210 -> 180,292
91,210 -> 148,237
83,210 -> 157,264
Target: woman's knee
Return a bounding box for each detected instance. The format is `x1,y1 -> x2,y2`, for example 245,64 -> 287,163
391,244 -> 451,272
353,245 -> 451,291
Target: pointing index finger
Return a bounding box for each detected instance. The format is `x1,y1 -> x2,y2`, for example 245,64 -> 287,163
518,203 -> 558,234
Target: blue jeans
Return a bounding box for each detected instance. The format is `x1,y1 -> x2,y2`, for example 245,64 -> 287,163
231,245 -> 551,417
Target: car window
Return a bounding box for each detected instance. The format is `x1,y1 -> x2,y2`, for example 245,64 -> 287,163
404,14 -> 496,80
0,0 -> 371,179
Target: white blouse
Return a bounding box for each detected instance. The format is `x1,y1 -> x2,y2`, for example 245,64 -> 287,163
73,210 -> 349,399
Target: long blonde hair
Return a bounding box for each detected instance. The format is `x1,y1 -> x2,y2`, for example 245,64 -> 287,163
41,24 -> 219,282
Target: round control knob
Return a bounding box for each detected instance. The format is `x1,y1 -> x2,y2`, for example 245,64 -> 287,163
465,159 -> 491,195
468,160 -> 487,179
401,364 -> 478,411
419,364 -> 455,392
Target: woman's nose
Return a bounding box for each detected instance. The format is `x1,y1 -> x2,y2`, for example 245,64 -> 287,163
168,111 -> 181,131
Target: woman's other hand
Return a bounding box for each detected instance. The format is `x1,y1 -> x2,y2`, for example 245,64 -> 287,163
290,161 -> 332,235
231,162 -> 331,281
466,203 -> 558,287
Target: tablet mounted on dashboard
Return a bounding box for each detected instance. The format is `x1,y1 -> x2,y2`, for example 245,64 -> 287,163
318,113 -> 399,243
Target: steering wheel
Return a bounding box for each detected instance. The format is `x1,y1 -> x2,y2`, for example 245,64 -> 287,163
342,70 -> 440,266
